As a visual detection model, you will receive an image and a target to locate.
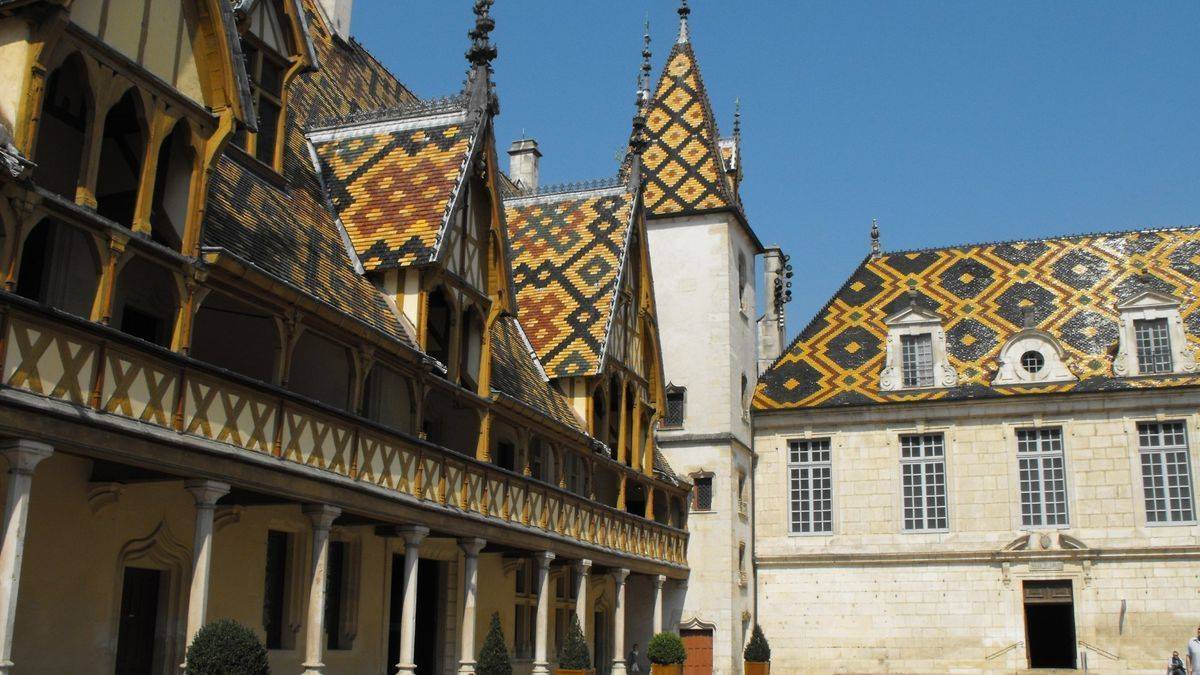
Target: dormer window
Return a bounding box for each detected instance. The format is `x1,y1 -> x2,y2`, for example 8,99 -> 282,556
1113,289 -> 1198,377
879,299 -> 958,392
664,385 -> 686,428
992,329 -> 1076,386
900,334 -> 934,388
236,0 -> 294,168
1134,318 -> 1172,374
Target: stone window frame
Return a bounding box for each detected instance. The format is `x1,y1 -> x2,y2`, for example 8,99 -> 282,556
786,437 -> 834,536
1113,289 -> 1199,377
898,431 -> 951,533
1133,419 -> 1197,526
690,471 -> 715,513
992,329 -> 1077,386
663,384 -> 686,429
879,303 -> 958,392
1013,426 -> 1071,530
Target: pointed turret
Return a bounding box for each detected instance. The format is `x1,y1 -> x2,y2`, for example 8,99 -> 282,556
464,0 -> 499,118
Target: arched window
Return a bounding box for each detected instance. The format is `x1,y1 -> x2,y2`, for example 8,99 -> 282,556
15,219 -> 100,319
362,364 -> 415,434
33,56 -> 90,199
149,121 -> 194,249
425,287 -> 452,368
460,307 -> 484,391
607,377 -> 621,451
112,256 -> 178,347
96,90 -> 146,227
190,291 -> 279,382
288,330 -> 351,410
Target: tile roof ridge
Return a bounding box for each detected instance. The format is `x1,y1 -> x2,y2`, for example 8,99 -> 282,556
878,224 -> 1200,258
502,176 -> 627,202
306,93 -> 467,131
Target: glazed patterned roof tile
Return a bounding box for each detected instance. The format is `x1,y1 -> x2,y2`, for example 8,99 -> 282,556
755,226 -> 1200,410
311,114 -> 476,270
490,315 -> 585,432
503,187 -> 634,378
642,41 -> 735,217
203,0 -> 417,344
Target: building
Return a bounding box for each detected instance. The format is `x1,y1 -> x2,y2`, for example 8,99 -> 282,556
754,227 -> 1200,672
0,1 -> 693,673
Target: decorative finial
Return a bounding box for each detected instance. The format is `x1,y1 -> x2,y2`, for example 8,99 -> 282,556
465,0 -> 497,68
870,219 -> 881,259
733,98 -> 741,139
677,0 -> 690,44
639,16 -> 653,103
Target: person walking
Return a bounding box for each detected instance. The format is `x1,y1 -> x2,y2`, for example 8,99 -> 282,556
1171,650 -> 1187,675
629,642 -> 641,674
1187,625 -> 1200,675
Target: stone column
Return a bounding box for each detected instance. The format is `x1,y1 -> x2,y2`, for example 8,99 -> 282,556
301,505 -> 341,675
611,568 -> 629,675
395,526 -> 429,675
182,480 -> 231,660
0,440 -> 51,675
531,551 -> 555,675
572,559 -> 591,632
457,537 -> 486,674
652,574 -> 665,635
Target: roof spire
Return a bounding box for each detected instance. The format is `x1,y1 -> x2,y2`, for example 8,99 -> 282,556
464,0 -> 498,116
733,97 -> 741,140
639,15 -> 653,105
677,0 -> 690,44
629,18 -> 652,191
870,218 -> 882,259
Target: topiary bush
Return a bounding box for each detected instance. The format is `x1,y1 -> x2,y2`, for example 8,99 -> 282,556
184,619 -> 269,675
647,631 -> 686,665
477,612 -> 512,675
744,624 -> 771,663
557,613 -> 591,669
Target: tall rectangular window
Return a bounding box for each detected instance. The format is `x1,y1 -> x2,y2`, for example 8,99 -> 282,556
262,530 -> 291,649
901,433 -> 947,530
325,540 -> 348,650
552,571 -> 577,654
900,334 -> 934,388
1134,318 -> 1173,374
513,560 -> 537,659
1016,428 -> 1069,527
788,439 -> 832,534
664,388 -> 686,428
1138,421 -> 1195,523
693,475 -> 713,511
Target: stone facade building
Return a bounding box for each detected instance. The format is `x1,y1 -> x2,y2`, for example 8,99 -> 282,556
0,1 -> 699,673
755,229 -> 1200,672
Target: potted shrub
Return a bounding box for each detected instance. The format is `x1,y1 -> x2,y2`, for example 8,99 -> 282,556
184,619 -> 269,675
557,613 -> 592,674
477,612 -> 513,675
743,624 -> 771,675
647,631 -> 686,675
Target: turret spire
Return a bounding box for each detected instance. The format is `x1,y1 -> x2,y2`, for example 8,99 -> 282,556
464,0 -> 498,116
870,219 -> 882,259
677,0 -> 690,44
639,16 -> 653,105
733,98 -> 741,141
629,19 -> 652,191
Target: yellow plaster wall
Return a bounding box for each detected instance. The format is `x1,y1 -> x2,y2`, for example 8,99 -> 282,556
0,20 -> 32,140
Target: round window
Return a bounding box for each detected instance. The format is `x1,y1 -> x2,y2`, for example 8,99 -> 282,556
1021,350 -> 1045,374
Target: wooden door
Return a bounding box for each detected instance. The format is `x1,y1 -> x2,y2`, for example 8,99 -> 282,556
115,567 -> 162,675
681,629 -> 713,675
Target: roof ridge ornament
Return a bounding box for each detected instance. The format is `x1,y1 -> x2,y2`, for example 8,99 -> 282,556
639,16 -> 653,105
870,218 -> 882,259
677,0 -> 690,44
464,0 -> 498,116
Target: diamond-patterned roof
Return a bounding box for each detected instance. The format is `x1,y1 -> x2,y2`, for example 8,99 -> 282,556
503,187 -> 634,379
641,41 -> 735,217
756,227 -> 1200,410
490,315 -> 584,432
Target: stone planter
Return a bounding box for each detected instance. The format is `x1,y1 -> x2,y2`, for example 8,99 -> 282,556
744,662 -> 770,675
651,665 -> 683,675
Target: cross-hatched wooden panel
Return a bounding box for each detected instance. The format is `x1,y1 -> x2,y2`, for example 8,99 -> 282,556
3,318 -> 97,404
184,374 -> 276,454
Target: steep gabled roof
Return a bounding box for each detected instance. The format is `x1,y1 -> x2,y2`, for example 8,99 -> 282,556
308,97 -> 480,271
641,38 -> 735,218
490,314 -> 585,432
755,226 -> 1200,411
503,182 -> 635,378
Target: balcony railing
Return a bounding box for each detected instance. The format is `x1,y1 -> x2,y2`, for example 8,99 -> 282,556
0,297 -> 687,566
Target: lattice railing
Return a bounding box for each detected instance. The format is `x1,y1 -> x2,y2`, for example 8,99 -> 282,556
0,304 -> 687,566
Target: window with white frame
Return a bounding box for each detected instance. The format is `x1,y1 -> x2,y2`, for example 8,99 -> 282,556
1016,428 -> 1069,527
513,560 -> 537,659
1134,318 -> 1173,374
1137,421 -> 1195,524
900,433 -> 948,531
788,439 -> 832,534
900,334 -> 934,388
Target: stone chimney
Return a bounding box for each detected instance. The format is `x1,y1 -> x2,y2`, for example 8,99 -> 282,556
318,0 -> 353,40
507,138 -> 541,191
757,246 -> 791,373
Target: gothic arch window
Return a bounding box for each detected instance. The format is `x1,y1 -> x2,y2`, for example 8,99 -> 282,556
96,89 -> 148,227
15,218 -> 100,319
190,290 -> 280,382
33,54 -> 91,199
460,306 -> 484,391
112,255 -> 179,347
424,286 -> 452,368
148,120 -> 195,250
288,329 -> 352,410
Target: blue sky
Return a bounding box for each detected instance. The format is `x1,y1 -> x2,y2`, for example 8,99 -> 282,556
351,1 -> 1200,336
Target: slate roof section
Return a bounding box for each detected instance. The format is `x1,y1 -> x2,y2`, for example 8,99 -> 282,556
756,226 -> 1200,410
641,40 -> 735,217
490,315 -> 585,432
310,105 -> 477,271
504,185 -> 635,378
202,0 -> 417,343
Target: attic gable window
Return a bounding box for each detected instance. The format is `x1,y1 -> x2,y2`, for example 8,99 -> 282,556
1113,289 -> 1198,377
879,298 -> 958,392
236,0 -> 293,168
